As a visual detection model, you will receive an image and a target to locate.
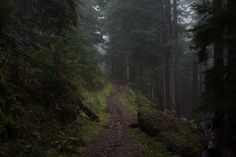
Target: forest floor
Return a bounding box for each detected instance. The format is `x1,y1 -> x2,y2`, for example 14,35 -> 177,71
83,84 -> 142,157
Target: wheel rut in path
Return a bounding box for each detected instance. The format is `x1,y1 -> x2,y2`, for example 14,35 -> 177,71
83,84 -> 142,157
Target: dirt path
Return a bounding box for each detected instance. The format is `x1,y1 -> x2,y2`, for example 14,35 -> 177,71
83,84 -> 142,157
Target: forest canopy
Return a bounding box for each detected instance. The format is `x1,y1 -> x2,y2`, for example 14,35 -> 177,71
0,0 -> 235,157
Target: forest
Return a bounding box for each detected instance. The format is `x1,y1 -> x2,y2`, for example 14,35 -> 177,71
0,0 -> 235,157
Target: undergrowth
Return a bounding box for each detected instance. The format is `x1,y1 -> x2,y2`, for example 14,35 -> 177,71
120,86 -> 203,157
76,83 -> 112,155
0,82 -> 112,157
129,129 -> 171,157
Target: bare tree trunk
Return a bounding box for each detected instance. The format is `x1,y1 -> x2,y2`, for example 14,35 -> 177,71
213,41 -> 224,67
163,56 -> 167,110
171,0 -> 178,113
165,0 -> 172,111
126,57 -> 130,81
160,0 -> 167,110
192,55 -> 199,111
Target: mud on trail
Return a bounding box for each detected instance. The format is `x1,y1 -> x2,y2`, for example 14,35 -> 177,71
83,84 -> 142,157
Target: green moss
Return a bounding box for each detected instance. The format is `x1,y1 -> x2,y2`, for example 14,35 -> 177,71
129,128 -> 172,157
135,92 -> 152,108
0,82 -> 112,157
159,131 -> 202,155
120,87 -> 203,157
120,87 -> 152,120
80,82 -> 112,138
84,82 -> 112,115
44,83 -> 112,156
120,87 -> 138,118
75,83 -> 112,154
138,106 -> 203,156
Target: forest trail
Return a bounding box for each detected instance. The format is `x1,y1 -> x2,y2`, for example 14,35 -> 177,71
83,84 -> 142,157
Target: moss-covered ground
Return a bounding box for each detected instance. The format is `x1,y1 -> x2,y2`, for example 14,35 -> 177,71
120,86 -> 204,157
0,83 -> 112,157
1,83 -> 204,157
75,83 -> 112,155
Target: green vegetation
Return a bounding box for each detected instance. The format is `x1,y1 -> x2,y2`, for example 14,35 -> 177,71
0,82 -> 112,157
120,86 -> 151,119
105,0 -> 198,119
84,83 -> 112,116
0,0 -> 112,156
130,129 -> 171,157
121,87 -> 203,157
120,87 -> 138,118
71,83 -> 112,155
1,0 -> 235,156
192,0 -> 236,149
78,83 -> 112,142
159,132 -> 202,156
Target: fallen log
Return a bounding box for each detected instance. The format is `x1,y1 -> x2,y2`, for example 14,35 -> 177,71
77,98 -> 99,122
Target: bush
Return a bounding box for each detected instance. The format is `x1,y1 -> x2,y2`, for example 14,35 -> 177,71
137,106 -> 203,156
159,131 -> 202,156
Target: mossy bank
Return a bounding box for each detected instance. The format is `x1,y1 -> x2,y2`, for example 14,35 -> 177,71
0,83 -> 112,157
120,86 -> 204,157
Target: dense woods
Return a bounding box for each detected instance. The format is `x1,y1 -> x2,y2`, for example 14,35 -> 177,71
106,0 -> 236,153
192,0 -> 236,152
105,0 -> 199,117
0,0 -> 106,156
0,0 -> 105,115
0,0 -> 235,157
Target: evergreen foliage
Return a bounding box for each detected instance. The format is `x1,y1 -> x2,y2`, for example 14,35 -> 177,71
192,0 -> 236,150
0,0 -> 106,156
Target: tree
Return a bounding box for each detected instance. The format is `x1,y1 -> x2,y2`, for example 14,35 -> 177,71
0,1 -> 104,154
192,0 -> 236,149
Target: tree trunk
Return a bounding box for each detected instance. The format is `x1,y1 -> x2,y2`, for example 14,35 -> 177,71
213,0 -> 224,67
171,0 -> 178,113
77,98 -> 99,122
126,57 -> 130,81
192,55 -> 199,108
165,0 -> 172,111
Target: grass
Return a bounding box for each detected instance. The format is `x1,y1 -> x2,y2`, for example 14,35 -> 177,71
120,86 -> 151,119
129,128 -> 172,157
120,86 -> 172,157
74,82 -> 112,155
120,86 -> 203,157
159,131 -> 202,155
84,82 -> 112,116
0,82 -> 112,157
120,87 -> 170,157
120,87 -> 138,118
